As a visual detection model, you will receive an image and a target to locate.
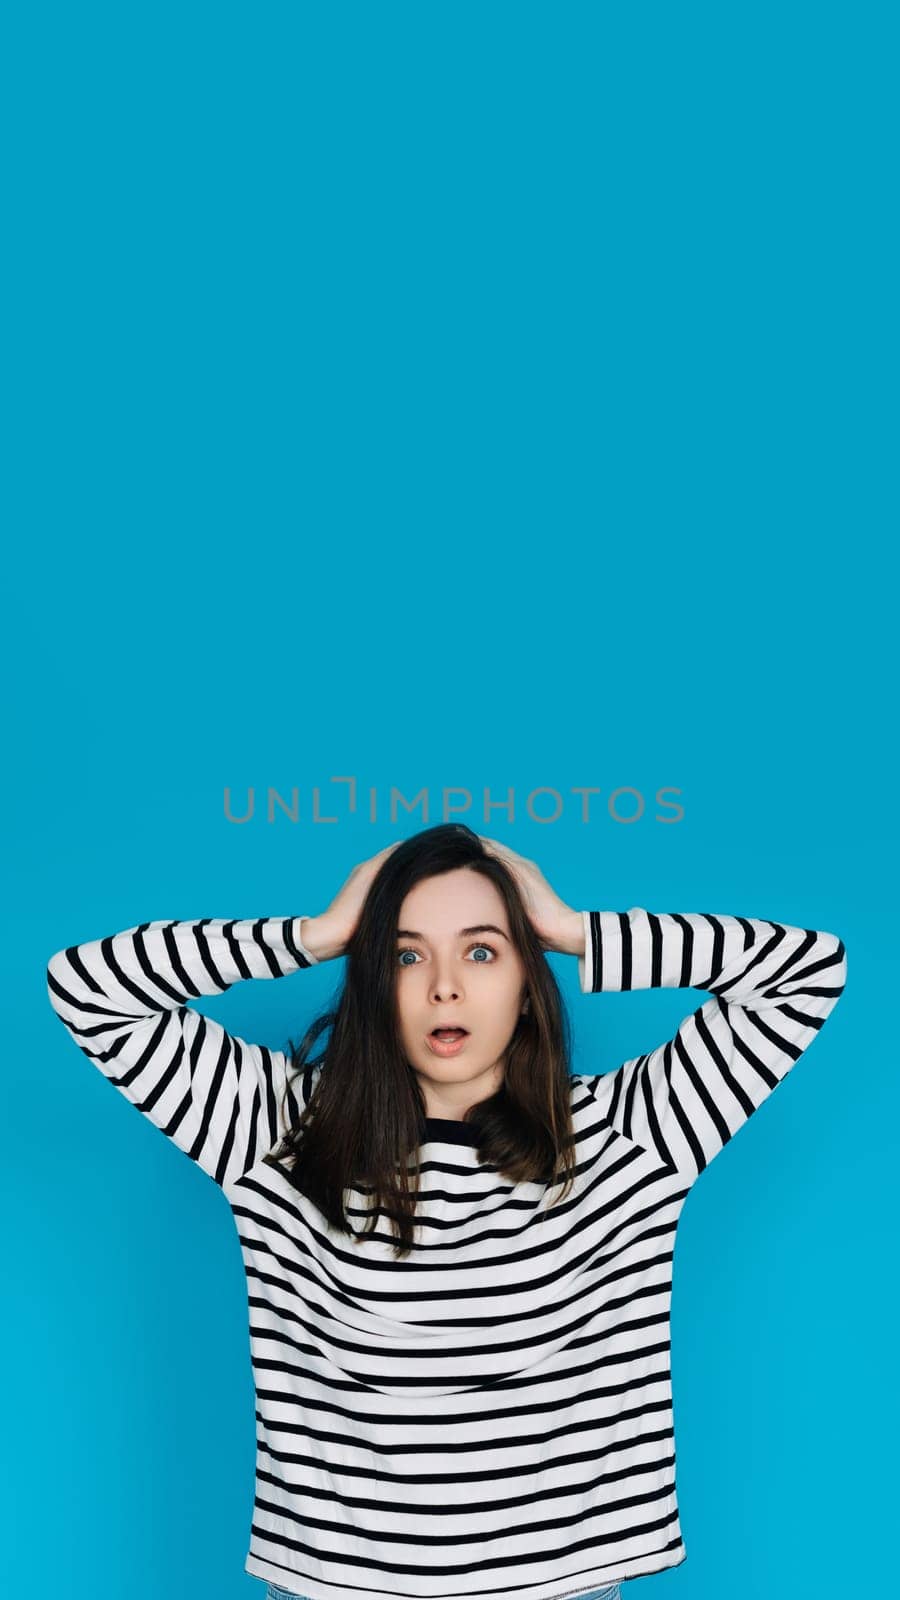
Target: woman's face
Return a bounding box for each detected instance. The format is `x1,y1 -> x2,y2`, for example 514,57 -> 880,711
394,867 -> 528,1119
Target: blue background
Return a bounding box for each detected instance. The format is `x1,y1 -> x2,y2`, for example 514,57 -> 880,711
4,2 -> 895,1597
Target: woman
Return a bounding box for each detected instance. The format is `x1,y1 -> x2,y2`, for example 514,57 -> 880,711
45,824 -> 847,1600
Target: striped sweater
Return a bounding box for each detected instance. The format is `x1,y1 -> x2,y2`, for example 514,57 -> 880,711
45,907 -> 847,1600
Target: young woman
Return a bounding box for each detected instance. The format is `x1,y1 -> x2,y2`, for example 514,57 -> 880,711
45,824 -> 847,1600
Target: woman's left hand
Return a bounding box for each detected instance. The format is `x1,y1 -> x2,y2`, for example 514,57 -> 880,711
477,836 -> 585,956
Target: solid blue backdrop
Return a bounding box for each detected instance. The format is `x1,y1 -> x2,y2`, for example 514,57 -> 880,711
4,3 -> 894,1598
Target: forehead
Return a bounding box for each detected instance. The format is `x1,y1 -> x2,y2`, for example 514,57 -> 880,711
397,868 -> 509,935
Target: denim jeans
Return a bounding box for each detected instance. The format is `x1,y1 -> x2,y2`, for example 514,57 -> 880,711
265,1586 -> 622,1600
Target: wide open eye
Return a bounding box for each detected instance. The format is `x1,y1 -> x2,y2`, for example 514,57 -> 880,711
467,944 -> 497,962
396,942 -> 498,966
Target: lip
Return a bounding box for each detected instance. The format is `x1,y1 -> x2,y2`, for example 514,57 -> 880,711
426,1031 -> 470,1058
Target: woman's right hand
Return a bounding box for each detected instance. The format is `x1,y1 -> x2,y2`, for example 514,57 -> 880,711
298,841 -> 402,961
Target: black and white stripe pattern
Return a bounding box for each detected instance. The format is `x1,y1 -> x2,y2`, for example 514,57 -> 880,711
577,908 -> 847,1180
46,916 -> 319,1189
46,908 -> 846,1600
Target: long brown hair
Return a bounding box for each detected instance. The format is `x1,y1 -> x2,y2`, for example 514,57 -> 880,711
265,823 -> 578,1257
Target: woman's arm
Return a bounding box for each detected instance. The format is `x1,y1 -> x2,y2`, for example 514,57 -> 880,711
46,915 -> 321,1189
577,907 -> 848,1181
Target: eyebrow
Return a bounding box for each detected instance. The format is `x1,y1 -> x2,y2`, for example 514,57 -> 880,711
395,924 -> 510,942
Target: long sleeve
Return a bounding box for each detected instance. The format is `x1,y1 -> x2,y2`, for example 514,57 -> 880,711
46,915 -> 322,1189
576,906 -> 847,1181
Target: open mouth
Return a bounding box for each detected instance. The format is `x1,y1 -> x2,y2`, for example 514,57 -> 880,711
427,1028 -> 470,1056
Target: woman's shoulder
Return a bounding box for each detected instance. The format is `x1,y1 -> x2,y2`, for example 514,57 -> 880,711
569,1070 -> 601,1098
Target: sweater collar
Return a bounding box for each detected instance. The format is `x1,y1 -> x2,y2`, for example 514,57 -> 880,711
421,1116 -> 480,1147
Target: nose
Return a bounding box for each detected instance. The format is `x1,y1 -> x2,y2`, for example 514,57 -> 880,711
430,968 -> 461,1002
429,951 -> 466,1004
